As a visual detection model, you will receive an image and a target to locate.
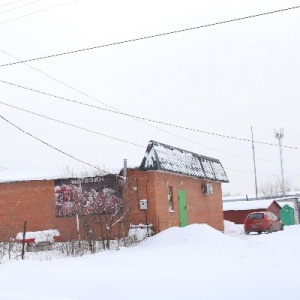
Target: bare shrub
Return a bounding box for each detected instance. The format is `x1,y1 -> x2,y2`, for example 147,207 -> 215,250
259,179 -> 291,197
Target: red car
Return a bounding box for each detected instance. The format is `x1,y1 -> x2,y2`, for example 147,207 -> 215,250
244,211 -> 284,235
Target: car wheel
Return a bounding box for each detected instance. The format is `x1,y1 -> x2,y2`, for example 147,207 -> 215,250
280,224 -> 284,231
268,225 -> 273,234
257,231 -> 262,235
245,231 -> 249,235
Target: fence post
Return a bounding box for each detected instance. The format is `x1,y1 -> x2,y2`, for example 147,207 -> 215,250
21,220 -> 27,260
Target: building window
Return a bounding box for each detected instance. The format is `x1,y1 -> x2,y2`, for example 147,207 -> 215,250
168,187 -> 174,212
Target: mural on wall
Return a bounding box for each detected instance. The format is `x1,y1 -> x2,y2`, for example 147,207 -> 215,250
54,175 -> 123,217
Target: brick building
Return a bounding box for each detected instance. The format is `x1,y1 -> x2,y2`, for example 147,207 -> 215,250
0,141 -> 229,241
0,172 -> 122,242
123,141 -> 229,233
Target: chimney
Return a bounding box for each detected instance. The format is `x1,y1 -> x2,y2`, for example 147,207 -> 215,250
123,158 -> 127,183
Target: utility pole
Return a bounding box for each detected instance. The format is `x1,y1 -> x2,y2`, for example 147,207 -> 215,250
274,128 -> 285,195
251,127 -> 258,199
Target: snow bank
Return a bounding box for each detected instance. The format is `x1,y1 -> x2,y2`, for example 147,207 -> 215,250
224,220 -> 244,235
140,223 -> 238,249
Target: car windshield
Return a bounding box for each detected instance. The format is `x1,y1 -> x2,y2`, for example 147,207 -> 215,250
248,213 -> 264,219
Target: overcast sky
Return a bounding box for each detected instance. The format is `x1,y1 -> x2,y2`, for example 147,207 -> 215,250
1,0 -> 299,195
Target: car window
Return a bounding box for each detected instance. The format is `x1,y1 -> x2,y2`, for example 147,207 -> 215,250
248,213 -> 264,219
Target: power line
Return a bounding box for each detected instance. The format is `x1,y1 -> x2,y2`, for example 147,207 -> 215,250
1,49 -> 228,156
1,100 -> 262,162
0,49 -> 117,112
0,50 -> 264,160
0,113 -> 122,178
0,0 -> 78,25
1,104 -> 296,178
0,100 -> 269,161
0,0 -> 22,8
1,78 -> 299,150
0,101 -> 144,148
226,167 -> 278,177
0,108 -> 280,178
0,0 -> 42,15
0,51 -> 287,162
1,4 -> 300,67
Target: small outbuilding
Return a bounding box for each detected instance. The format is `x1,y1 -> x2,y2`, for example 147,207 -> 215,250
280,204 -> 295,226
0,140 -> 229,242
123,140 -> 229,233
223,200 -> 282,224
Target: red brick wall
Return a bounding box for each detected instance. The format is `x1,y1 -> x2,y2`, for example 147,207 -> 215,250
0,180 -> 82,241
0,170 -> 225,242
124,169 -> 224,233
0,180 -> 57,241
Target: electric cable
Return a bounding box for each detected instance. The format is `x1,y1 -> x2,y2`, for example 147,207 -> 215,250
0,110 -> 280,178
3,99 -> 295,182
0,0 -> 42,15
0,101 -> 144,148
0,113 -> 123,178
0,0 -> 22,8
0,49 -> 117,112
1,51 -> 262,160
226,167 -> 278,177
2,50 -> 294,162
1,78 -> 299,151
0,100 -> 279,161
0,0 -> 77,25
1,100 -> 266,163
0,108 -> 292,178
1,4 -> 300,67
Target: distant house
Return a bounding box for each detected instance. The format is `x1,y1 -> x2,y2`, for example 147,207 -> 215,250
273,196 -> 299,225
223,199 -> 295,225
123,140 -> 229,233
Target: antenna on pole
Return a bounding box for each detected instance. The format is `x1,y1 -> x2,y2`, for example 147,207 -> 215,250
251,126 -> 258,199
274,128 -> 285,195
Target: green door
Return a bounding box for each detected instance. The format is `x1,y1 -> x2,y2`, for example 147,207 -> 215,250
178,190 -> 188,227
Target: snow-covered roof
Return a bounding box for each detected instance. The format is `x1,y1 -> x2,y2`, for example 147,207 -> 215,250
223,200 -> 279,211
223,194 -> 300,202
0,167 -> 59,183
139,140 -> 229,182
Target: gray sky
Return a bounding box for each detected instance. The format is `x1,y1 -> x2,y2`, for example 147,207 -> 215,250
1,0 -> 300,195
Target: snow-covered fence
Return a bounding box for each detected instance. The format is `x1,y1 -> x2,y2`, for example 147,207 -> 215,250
16,229 -> 61,252
125,223 -> 153,246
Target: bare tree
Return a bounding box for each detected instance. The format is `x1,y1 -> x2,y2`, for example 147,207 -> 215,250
259,178 -> 291,197
58,164 -> 141,252
61,164 -> 107,178
222,191 -> 241,197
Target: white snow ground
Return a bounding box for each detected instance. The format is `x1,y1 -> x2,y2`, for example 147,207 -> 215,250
0,221 -> 299,300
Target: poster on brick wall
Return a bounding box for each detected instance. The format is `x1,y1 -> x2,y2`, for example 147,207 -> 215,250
54,175 -> 123,217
